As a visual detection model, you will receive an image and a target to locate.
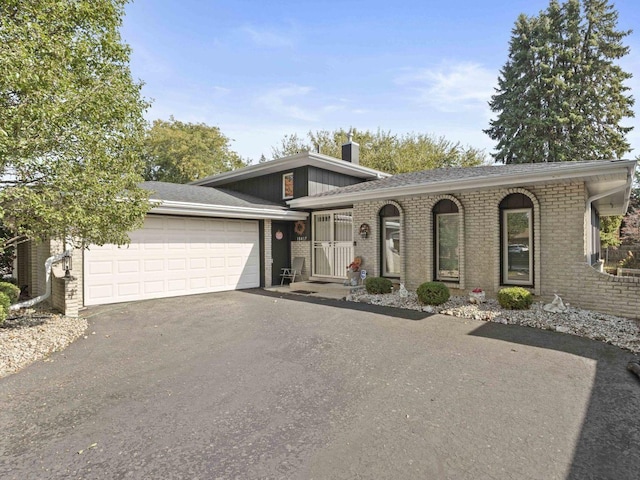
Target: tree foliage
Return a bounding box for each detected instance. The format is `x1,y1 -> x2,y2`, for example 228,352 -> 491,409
485,0 -> 634,164
0,224 -> 15,276
630,163 -> 640,209
600,215 -> 622,248
621,209 -> 640,244
0,0 -> 151,247
271,128 -> 486,174
143,117 -> 246,183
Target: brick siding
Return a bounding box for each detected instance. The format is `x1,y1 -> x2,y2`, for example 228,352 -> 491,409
348,181 -> 639,319
291,240 -> 311,281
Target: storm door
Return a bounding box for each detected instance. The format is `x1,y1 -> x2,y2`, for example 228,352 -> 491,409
312,210 -> 353,277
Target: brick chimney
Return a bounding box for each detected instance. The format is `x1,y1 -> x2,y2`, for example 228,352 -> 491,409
341,131 -> 359,164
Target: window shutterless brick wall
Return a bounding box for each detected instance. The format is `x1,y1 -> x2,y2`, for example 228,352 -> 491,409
351,181 -> 639,319
291,240 -> 311,281
565,264 -> 640,319
30,241 -> 50,299
50,241 -> 81,317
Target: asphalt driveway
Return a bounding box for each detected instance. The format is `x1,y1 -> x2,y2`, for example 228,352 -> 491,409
1,290 -> 639,479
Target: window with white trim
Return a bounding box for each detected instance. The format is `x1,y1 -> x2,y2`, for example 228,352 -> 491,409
380,204 -> 400,277
282,172 -> 294,199
500,194 -> 533,286
433,199 -> 459,281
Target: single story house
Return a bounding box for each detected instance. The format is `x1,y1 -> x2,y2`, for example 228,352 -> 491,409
15,139 -> 639,319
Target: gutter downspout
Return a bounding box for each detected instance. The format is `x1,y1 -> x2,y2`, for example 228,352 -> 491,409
9,250 -> 72,311
585,184 -> 630,264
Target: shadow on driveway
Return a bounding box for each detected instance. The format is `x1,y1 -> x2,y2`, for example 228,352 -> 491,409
245,288 -> 432,321
469,321 -> 640,479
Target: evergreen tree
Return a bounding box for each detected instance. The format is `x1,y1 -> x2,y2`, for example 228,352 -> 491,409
485,0 -> 634,164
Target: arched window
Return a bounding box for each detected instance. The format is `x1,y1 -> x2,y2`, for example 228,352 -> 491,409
379,204 -> 400,277
500,193 -> 534,285
433,199 -> 459,281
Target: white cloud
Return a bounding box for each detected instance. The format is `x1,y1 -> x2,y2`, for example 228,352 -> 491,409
256,85 -> 318,121
212,86 -> 231,95
240,25 -> 294,48
396,62 -> 497,113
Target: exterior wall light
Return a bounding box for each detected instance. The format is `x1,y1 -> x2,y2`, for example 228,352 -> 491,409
62,252 -> 73,279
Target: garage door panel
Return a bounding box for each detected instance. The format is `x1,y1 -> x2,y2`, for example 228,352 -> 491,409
167,279 -> 187,292
88,284 -> 114,301
118,260 -> 140,274
144,280 -> 165,294
117,283 -> 140,297
209,257 -> 225,268
168,258 -> 187,271
189,277 -> 208,289
143,259 -> 165,272
144,216 -> 165,229
227,256 -> 246,268
84,216 -> 260,306
142,242 -> 165,251
88,261 -> 113,275
188,258 -> 206,270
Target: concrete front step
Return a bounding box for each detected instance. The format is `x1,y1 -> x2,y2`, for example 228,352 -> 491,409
281,280 -> 363,299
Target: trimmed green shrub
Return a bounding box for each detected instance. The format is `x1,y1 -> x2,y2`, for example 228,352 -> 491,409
416,281 -> 450,305
0,281 -> 20,304
497,287 -> 533,310
0,292 -> 9,325
365,276 -> 393,294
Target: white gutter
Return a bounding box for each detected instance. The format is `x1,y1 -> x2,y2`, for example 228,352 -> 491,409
10,250 -> 71,311
151,200 -> 309,221
288,159 -> 638,209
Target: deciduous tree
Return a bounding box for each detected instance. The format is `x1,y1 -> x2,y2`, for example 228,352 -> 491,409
621,163 -> 640,244
621,209 -> 640,244
143,117 -> 246,183
0,0 -> 151,247
271,128 -> 485,174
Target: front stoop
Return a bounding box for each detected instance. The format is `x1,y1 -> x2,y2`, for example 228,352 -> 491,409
267,279 -> 362,299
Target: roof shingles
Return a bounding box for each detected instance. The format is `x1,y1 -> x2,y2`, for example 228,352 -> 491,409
141,181 -> 286,210
302,159 -> 633,199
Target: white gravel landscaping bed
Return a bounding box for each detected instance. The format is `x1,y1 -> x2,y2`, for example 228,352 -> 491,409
0,309 -> 88,378
347,290 -> 640,354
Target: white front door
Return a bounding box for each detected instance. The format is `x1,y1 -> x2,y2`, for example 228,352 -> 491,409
312,210 -> 353,278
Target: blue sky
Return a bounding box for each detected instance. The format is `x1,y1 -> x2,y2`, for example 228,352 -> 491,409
121,0 -> 640,163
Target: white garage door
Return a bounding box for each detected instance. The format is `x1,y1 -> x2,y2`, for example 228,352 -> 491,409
84,215 -> 260,306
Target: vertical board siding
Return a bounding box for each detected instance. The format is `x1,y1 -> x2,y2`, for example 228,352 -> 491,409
217,166 -> 363,202
308,167 -> 362,196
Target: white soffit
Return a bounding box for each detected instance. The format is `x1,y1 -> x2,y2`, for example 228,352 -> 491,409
151,200 -> 308,221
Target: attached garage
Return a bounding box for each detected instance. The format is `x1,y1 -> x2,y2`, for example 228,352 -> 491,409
15,180 -> 308,314
84,215 -> 260,305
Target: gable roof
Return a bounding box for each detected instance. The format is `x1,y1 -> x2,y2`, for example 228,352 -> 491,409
288,159 -> 638,215
141,181 -> 308,220
189,151 -> 390,187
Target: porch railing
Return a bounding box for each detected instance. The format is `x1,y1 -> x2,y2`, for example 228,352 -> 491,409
313,241 -> 353,277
